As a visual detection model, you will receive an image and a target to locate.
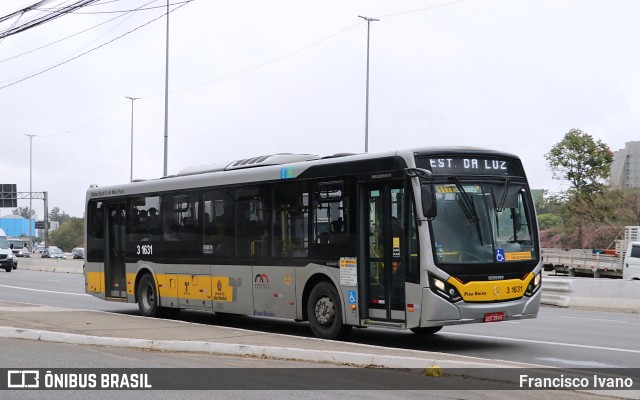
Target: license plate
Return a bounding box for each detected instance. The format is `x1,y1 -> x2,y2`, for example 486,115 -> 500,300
484,312 -> 504,322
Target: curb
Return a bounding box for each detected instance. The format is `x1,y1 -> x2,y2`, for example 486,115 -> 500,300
0,325 -> 528,372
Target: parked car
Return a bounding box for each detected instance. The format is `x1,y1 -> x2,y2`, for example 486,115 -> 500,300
35,245 -> 46,254
71,247 -> 85,259
42,247 -> 66,259
8,239 -> 30,258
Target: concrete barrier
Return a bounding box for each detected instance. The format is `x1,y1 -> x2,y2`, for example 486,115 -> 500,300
16,256 -> 83,274
542,277 -> 640,312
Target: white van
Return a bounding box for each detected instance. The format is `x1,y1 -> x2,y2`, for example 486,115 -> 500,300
623,241 -> 640,280
0,228 -> 17,272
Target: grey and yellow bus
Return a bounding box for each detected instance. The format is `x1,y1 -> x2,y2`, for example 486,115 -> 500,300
85,147 -> 541,339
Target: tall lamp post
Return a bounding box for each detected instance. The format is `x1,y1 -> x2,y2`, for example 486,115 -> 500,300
125,96 -> 140,182
25,134 -> 37,251
358,15 -> 379,153
163,0 -> 170,177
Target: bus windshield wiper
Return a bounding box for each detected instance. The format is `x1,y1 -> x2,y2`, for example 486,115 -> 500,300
495,177 -> 510,212
449,176 -> 479,224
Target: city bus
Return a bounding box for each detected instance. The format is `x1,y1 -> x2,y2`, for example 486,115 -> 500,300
84,147 -> 541,339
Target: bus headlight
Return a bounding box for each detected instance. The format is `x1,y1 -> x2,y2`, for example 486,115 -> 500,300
430,275 -> 462,303
525,272 -> 541,296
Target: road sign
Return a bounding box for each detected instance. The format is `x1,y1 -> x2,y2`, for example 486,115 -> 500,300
35,221 -> 50,229
0,184 -> 17,207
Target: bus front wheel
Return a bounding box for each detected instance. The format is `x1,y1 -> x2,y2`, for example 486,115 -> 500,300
410,326 -> 443,335
307,281 -> 351,340
137,273 -> 159,317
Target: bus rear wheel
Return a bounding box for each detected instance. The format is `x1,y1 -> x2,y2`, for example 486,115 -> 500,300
307,281 -> 351,340
137,273 -> 160,317
410,326 -> 443,335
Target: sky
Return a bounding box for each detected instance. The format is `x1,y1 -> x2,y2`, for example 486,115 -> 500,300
1,0 -> 638,219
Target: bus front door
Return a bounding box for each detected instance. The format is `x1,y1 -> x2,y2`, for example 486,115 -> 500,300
105,204 -> 127,299
363,183 -> 406,322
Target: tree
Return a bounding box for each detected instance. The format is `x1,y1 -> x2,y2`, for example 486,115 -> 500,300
49,207 -> 71,224
544,128 -> 614,195
12,207 -> 36,219
49,217 -> 84,252
537,213 -> 563,230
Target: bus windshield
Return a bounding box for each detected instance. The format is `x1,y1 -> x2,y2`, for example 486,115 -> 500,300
430,179 -> 536,265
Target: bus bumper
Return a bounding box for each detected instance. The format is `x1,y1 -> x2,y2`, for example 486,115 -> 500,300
417,287 -> 541,328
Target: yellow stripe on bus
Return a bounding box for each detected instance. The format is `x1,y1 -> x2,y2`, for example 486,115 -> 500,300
447,273 -> 534,302
85,271 -> 103,294
88,272 -> 234,303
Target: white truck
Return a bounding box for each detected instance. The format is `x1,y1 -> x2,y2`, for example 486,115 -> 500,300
542,226 -> 640,279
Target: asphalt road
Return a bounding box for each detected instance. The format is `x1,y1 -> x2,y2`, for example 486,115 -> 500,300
1,268 -> 639,370
0,337 -> 622,400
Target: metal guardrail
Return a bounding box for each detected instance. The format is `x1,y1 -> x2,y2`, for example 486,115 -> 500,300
542,248 -> 622,277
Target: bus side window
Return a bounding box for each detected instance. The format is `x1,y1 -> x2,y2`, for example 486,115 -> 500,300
203,189 -> 235,257
312,180 -> 354,260
236,186 -> 268,258
273,181 -> 309,258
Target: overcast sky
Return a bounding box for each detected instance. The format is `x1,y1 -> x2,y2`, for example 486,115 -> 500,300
1,0 -> 638,219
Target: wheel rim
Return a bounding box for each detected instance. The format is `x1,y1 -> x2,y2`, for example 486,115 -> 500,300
314,295 -> 335,326
142,282 -> 155,310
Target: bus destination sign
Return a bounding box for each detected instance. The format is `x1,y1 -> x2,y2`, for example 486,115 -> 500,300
417,157 -> 524,177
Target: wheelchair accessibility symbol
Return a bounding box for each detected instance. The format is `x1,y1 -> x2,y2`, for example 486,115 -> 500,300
495,249 -> 506,263
348,290 -> 357,304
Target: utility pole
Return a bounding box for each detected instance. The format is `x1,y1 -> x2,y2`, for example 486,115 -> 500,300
25,134 -> 37,251
163,0 -> 170,177
125,96 -> 140,182
358,15 -> 379,153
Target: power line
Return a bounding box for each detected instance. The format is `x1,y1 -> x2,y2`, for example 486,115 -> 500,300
144,0 -> 468,98
0,0 -> 100,40
50,1 -> 193,14
146,20 -> 363,98
0,0 -> 154,64
377,0 -> 468,19
0,1 -> 193,91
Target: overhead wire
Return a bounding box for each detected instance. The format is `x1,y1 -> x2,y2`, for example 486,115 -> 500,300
0,0 -> 100,40
0,0 -> 154,64
146,0 -> 470,98
37,100 -> 128,138
0,1 -> 193,91
4,0 -> 467,142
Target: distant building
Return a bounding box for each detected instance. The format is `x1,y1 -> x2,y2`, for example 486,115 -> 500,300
610,141 -> 640,189
0,214 -> 35,238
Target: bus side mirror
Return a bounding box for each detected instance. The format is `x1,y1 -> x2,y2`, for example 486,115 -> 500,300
421,184 -> 437,219
9,244 -> 13,250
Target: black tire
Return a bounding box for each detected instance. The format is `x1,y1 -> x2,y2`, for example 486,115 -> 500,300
410,326 -> 443,335
13,263 -> 17,270
137,273 -> 160,317
4,265 -> 11,272
307,281 -> 351,340
137,273 -> 180,318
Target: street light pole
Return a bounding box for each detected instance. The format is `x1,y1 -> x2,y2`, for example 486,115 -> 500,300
358,15 -> 379,153
163,0 -> 170,177
25,134 -> 37,251
125,96 -> 140,182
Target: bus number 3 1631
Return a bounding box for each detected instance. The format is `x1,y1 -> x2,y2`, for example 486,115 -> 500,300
136,244 -> 153,256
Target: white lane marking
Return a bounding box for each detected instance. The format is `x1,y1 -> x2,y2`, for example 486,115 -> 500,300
444,332 -> 640,354
0,284 -> 90,297
556,316 -> 629,323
